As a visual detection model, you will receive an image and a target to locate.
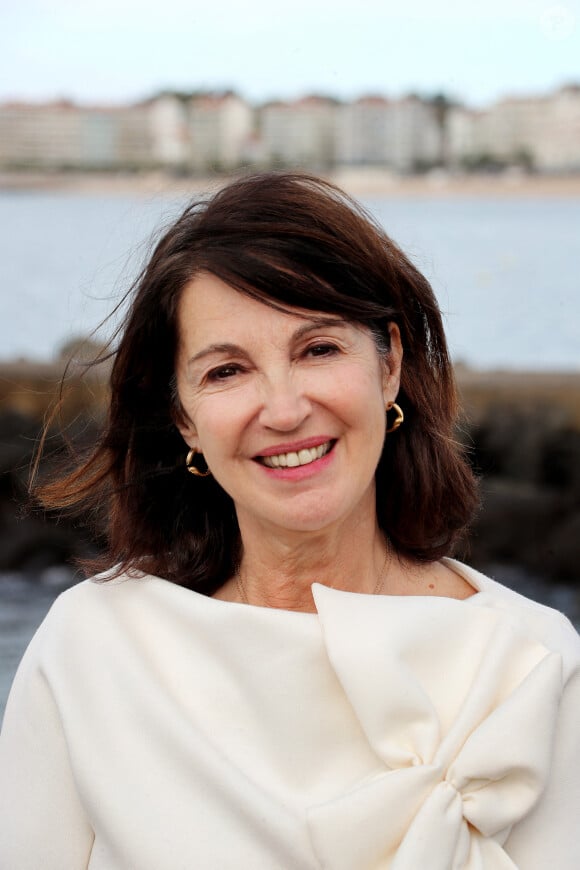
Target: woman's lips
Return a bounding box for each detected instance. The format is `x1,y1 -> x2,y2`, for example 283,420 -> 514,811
260,440 -> 334,469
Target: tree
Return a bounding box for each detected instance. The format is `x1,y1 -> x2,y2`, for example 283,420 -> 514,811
428,92 -> 457,168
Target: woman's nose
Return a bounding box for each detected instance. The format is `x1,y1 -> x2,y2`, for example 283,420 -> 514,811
257,374 -> 312,432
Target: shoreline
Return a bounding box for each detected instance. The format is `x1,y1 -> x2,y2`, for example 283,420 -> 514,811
2,169 -> 580,199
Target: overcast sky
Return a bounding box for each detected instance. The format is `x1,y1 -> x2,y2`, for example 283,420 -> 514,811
1,0 -> 579,107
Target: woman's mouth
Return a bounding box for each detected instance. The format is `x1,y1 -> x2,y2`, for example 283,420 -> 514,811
259,440 -> 334,469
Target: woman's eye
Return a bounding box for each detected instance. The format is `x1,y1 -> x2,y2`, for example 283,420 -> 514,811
306,343 -> 340,358
207,364 -> 242,382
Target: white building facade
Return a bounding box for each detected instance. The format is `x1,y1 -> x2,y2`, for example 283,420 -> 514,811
336,96 -> 442,171
260,97 -> 339,168
147,95 -> 189,167
0,102 -> 83,168
187,93 -> 253,171
1,85 -> 579,174
336,96 -> 393,165
448,85 -> 580,171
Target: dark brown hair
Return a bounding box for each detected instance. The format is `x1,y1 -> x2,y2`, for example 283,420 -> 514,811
36,171 -> 478,593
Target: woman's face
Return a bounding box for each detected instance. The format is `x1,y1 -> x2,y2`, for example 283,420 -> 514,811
175,273 -> 402,539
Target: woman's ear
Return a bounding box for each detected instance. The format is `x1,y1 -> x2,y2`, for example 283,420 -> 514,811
177,422 -> 199,452
171,402 -> 199,451
382,322 -> 403,404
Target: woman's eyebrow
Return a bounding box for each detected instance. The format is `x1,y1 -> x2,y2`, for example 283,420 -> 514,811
187,343 -> 244,367
292,318 -> 350,341
187,319 -> 349,367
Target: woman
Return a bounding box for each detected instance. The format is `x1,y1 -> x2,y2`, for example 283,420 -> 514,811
1,172 -> 579,869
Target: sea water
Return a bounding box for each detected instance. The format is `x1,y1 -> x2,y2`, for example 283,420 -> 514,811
0,190 -> 579,370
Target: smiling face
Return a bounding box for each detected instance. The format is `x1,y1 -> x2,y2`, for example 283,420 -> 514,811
175,273 -> 402,541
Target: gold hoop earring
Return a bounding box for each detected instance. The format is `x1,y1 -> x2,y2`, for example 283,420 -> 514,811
385,402 -> 404,434
185,449 -> 212,477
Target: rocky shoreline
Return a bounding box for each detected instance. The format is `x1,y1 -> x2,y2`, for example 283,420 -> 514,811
1,359 -> 579,585
457,369 -> 580,582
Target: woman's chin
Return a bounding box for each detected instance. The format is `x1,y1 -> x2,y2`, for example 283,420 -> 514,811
236,487 -> 376,539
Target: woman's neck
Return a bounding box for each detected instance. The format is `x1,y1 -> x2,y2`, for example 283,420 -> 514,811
213,511 -> 478,608
222,516 -> 390,612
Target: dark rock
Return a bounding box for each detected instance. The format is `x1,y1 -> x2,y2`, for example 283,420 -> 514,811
0,410 -> 103,575
540,429 -> 580,494
470,477 -> 560,563
543,512 -> 580,582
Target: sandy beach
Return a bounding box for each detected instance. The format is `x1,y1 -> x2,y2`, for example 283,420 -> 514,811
2,168 -> 580,199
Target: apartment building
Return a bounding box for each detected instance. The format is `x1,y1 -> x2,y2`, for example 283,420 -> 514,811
108,105 -> 153,167
0,101 -> 83,168
336,95 -> 442,170
187,92 -> 253,171
0,98 -> 189,169
446,106 -> 478,165
336,96 -> 393,165
448,85 -> 580,171
388,97 -> 442,170
534,85 -> 580,171
147,95 -> 189,167
260,96 -> 339,168
0,101 -> 157,169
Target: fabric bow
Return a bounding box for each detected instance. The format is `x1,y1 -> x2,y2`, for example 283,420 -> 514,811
307,586 -> 562,870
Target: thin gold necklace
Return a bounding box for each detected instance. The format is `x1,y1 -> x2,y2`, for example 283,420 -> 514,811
235,541 -> 391,605
235,570 -> 249,605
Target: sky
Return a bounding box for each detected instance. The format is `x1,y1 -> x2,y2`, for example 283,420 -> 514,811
1,0 -> 579,108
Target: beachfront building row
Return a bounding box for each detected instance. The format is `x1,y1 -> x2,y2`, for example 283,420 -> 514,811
0,92 -> 438,172
0,85 -> 579,173
0,93 -> 445,173
0,99 -> 170,170
336,96 -> 442,170
448,85 -> 580,172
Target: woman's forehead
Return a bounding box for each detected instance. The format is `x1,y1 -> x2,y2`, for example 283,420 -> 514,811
179,272 -> 349,331
175,274 -> 378,363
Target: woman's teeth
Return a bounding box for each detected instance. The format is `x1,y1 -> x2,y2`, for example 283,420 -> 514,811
262,441 -> 332,468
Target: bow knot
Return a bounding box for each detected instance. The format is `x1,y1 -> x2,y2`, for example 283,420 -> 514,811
307,586 -> 563,869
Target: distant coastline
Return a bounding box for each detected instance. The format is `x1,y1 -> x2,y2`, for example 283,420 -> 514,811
2,168 -> 580,199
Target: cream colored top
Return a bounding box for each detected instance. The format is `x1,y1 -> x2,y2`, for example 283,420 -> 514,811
1,560 -> 579,870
